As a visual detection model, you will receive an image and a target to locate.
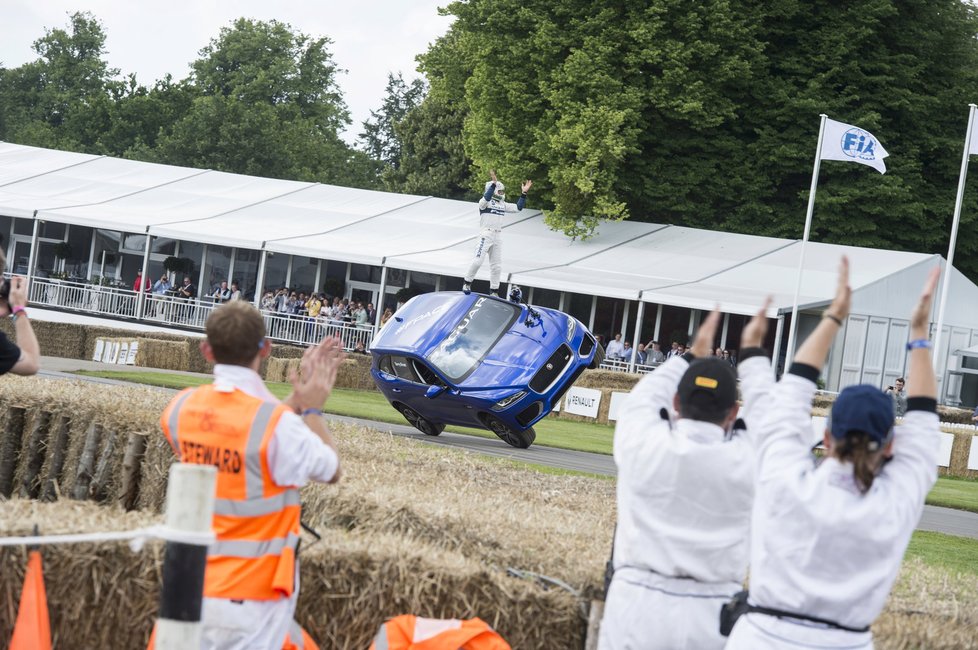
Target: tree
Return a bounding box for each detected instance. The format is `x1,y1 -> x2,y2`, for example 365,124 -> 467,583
155,18 -> 379,188
359,72 -> 427,168
384,95 -> 474,199
422,0 -> 978,280
0,12 -> 120,150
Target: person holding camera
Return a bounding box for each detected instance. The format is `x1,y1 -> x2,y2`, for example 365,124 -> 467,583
0,257 -> 40,376
884,377 -> 907,417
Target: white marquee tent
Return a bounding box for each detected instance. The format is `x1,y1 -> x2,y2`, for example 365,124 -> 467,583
2,141 -> 978,402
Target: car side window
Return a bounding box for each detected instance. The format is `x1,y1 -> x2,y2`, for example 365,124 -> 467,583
379,355 -> 394,375
412,360 -> 446,387
390,356 -> 423,383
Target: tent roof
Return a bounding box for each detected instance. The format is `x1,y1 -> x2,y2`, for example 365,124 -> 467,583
0,141 -> 968,321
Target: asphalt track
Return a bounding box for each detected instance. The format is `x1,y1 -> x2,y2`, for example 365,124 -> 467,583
40,365 -> 978,540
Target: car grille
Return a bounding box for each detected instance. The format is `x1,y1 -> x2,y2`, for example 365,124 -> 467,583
516,402 -> 543,427
551,364 -> 587,409
579,334 -> 595,357
529,344 -> 573,393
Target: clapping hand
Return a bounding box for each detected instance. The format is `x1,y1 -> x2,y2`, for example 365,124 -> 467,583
741,297 -> 772,349
689,308 -> 721,358
286,336 -> 346,413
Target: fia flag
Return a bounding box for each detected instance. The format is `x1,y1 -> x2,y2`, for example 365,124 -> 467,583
820,118 -> 889,173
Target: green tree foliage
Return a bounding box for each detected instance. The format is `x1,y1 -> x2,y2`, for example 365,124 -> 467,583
424,0 -> 978,280
156,18 -> 378,188
360,72 -> 427,168
382,95 -> 474,199
0,11 -> 120,150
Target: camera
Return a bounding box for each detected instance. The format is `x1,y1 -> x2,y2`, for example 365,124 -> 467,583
0,278 -> 9,302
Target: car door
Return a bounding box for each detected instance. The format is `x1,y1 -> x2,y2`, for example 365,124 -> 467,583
379,355 -> 471,426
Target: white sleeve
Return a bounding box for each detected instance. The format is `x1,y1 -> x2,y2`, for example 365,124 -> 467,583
756,372 -> 818,481
266,411 -> 339,487
735,356 -> 775,448
612,356 -> 687,469
883,409 -> 940,511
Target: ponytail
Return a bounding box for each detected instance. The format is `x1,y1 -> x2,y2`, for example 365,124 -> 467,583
833,432 -> 882,493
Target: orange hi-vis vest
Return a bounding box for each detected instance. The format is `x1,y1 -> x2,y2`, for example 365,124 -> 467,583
369,616 -> 511,650
161,384 -> 300,601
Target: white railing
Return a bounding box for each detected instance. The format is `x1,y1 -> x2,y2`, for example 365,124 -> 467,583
28,278 -> 139,318
25,277 -> 376,351
599,358 -> 661,374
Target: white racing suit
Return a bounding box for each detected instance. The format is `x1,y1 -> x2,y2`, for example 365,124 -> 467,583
463,182 -> 525,291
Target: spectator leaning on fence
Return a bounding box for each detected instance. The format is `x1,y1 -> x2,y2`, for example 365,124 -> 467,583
160,301 -> 345,649
0,251 -> 40,376
724,259 -> 941,649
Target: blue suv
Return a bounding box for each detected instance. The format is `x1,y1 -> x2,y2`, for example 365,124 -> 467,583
370,291 -> 603,448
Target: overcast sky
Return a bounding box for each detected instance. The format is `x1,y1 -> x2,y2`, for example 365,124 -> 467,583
0,1 -> 454,145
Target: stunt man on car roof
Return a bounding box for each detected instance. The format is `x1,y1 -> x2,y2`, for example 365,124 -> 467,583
462,170 -> 531,297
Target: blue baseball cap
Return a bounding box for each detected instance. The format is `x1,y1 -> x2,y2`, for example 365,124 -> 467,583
829,385 -> 895,449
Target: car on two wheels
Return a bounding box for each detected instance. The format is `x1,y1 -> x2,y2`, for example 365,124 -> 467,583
369,291 -> 603,448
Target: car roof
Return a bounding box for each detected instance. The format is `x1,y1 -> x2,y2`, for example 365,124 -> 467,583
373,292 -> 484,357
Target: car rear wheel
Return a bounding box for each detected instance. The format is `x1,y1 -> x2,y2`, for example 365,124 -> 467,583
394,403 -> 445,436
484,414 -> 535,449
589,342 -> 606,369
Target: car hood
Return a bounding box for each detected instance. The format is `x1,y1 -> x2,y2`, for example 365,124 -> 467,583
458,307 -> 568,390
373,292 -> 474,356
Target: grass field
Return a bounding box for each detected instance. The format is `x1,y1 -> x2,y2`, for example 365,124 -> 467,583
75,369 -> 978,513
906,530 -> 978,576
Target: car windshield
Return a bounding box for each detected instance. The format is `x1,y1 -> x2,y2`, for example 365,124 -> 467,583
427,296 -> 519,381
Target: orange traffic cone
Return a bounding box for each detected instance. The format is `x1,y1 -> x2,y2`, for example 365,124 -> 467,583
10,550 -> 52,650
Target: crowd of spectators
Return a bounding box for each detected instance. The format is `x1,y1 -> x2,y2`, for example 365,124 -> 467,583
599,333 -> 739,369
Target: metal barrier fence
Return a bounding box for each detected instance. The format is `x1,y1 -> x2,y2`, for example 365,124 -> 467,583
598,358 -> 661,375
24,277 -> 376,351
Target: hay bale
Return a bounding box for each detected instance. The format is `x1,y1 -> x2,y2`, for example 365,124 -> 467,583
134,338 -> 191,371
39,416 -> 71,502
0,405 -> 26,497
265,357 -> 299,383
575,369 -> 640,392
136,433 -> 175,513
948,431 -> 977,479
336,356 -> 375,391
0,319 -> 86,359
13,410 -> 53,499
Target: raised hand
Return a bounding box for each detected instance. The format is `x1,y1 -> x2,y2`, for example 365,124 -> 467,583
489,169 -> 498,183
910,267 -> 940,336
690,309 -> 721,358
522,179 -> 532,193
741,297 -> 772,349
288,336 -> 347,412
823,256 -> 851,323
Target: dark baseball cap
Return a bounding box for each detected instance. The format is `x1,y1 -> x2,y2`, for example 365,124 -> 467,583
829,385 -> 895,448
677,358 -> 738,415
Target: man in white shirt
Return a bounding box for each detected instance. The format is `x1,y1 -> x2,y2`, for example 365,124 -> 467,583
606,333 -> 625,360
159,301 -> 344,649
598,303 -> 774,650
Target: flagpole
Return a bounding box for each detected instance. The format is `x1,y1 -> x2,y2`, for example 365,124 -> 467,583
783,113 -> 828,372
932,103 -> 976,374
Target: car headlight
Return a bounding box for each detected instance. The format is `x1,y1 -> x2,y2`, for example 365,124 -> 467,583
492,391 -> 527,411
566,317 -> 577,341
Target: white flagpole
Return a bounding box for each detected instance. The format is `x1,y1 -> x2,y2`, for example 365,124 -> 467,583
932,103 -> 977,373
783,114 -> 828,370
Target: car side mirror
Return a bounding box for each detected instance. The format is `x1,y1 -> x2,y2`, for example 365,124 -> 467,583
425,385 -> 447,399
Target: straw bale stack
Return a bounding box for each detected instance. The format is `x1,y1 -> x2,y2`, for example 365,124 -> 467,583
0,376 -> 168,508
575,369 -> 639,392
0,319 -> 87,359
134,338 -> 191,371
265,357 -> 299,383
337,355 -> 376,391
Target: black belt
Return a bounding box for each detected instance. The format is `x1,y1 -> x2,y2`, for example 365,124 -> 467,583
720,590 -> 870,637
746,601 -> 870,633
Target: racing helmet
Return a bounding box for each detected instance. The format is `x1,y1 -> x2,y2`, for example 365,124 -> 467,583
485,179 -> 505,199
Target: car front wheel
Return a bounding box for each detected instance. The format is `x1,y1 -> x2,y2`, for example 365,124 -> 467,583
483,414 -> 535,449
395,403 -> 445,436
589,342 -> 606,369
